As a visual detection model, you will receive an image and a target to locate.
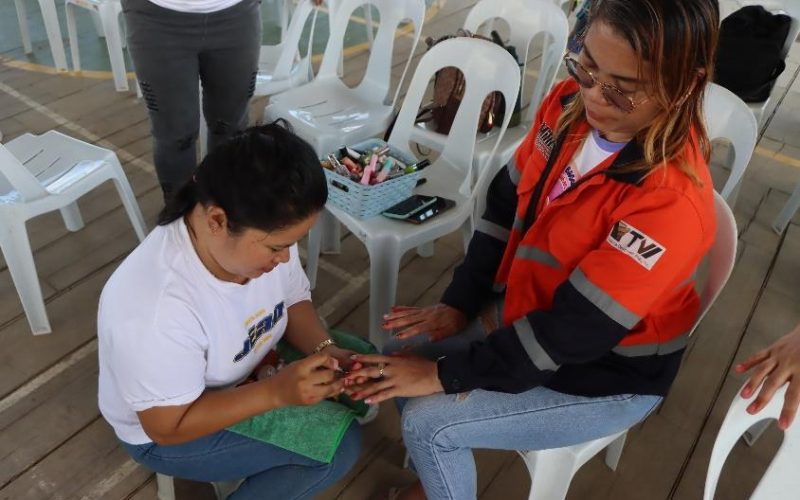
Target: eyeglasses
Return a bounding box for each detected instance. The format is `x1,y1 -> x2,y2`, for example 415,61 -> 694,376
563,55 -> 648,114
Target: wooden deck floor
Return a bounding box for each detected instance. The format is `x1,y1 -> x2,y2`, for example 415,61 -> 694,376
1,1 -> 800,499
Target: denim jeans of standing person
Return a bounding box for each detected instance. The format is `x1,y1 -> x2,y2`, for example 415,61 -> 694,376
121,0 -> 262,199
121,423 -> 361,500
383,302 -> 662,500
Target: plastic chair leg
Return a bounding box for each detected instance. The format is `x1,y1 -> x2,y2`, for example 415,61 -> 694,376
109,161 -> 148,242
416,241 -> 434,258
305,215 -> 324,290
199,87 -> 208,160
0,219 -> 52,335
14,0 -> 33,54
60,202 -> 85,232
212,479 -> 243,499
155,473 -> 176,500
320,211 -> 341,254
743,419 -> 771,446
37,0 -> 69,71
603,431 -> 627,470
65,3 -> 81,72
90,10 -> 104,38
366,237 -> 402,349
100,3 -> 130,92
518,449 -> 578,500
364,5 -> 375,46
773,180 -> 800,234
461,217 -> 474,254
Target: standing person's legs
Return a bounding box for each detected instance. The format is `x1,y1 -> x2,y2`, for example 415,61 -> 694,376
199,0 -> 262,155
400,388 -> 661,500
122,0 -> 203,199
121,423 -> 362,500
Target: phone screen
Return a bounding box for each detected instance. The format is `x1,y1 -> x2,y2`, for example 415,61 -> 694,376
382,195 -> 438,219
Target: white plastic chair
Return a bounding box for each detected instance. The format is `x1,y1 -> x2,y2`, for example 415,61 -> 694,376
254,0 -> 322,98
65,0 -> 130,92
264,0 -> 424,263
0,131 -> 147,335
410,0 -> 569,177
719,0 -> 800,128
263,0 -> 425,158
518,190 -> 738,500
704,382 -> 798,500
306,38 -> 521,346
12,0 -> 69,71
704,83 -> 759,209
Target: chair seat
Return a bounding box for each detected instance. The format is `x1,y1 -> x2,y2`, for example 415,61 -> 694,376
2,131 -> 114,201
265,80 -> 395,151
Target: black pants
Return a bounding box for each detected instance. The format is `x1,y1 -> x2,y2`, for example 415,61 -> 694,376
122,0 -> 262,197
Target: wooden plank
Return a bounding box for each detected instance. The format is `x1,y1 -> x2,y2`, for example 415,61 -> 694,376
0,353 -> 99,487
0,261 -> 115,397
0,418 -> 152,500
43,187 -> 162,291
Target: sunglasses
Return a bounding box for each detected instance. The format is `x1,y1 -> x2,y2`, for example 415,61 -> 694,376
563,55 -> 648,114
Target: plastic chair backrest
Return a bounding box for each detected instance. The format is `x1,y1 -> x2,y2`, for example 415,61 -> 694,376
317,0 -> 425,106
703,83 -> 758,201
463,0 -> 569,124
692,190 -> 738,334
388,37 -> 521,196
704,383 -> 800,500
0,143 -> 48,201
272,0 -> 324,80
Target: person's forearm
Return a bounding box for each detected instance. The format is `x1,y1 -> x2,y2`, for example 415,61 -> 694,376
145,378 -> 282,445
284,301 -> 331,355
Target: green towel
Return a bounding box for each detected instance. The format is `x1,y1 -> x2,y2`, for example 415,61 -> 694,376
227,330 -> 377,463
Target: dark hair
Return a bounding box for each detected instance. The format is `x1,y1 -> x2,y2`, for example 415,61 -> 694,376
158,120 -> 327,233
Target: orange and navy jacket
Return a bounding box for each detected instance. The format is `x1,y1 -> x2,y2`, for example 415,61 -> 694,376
437,79 -> 716,397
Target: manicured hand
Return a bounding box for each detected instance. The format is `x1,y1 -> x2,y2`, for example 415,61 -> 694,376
383,304 -> 467,341
270,353 -> 344,407
735,322 -> 800,429
344,354 -> 443,404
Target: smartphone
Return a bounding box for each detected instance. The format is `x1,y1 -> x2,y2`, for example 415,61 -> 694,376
404,196 -> 455,224
382,195 -> 438,219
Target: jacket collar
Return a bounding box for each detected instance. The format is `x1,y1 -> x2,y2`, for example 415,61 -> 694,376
559,91 -> 648,186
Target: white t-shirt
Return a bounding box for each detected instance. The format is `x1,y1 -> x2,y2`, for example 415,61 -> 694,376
147,0 -> 243,13
97,218 -> 311,444
546,128 -> 628,204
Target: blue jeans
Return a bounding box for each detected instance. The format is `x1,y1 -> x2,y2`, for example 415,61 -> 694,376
121,423 -> 361,500
384,305 -> 662,500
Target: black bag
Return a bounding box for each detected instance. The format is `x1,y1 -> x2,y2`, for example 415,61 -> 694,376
714,5 -> 792,103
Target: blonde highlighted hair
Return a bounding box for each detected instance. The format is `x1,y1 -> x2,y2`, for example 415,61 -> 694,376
557,0 -> 720,184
